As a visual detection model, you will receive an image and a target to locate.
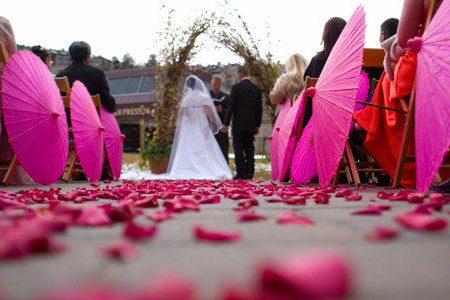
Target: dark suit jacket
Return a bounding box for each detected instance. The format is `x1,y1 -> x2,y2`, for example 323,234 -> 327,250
209,89 -> 229,123
56,62 -> 117,112
224,79 -> 262,133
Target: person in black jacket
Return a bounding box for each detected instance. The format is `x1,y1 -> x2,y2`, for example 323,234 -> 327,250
210,74 -> 230,164
302,17 -> 346,128
222,66 -> 262,179
56,41 -> 116,113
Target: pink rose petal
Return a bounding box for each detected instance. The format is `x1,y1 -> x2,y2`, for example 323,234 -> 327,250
75,206 -> 112,226
335,189 -> 353,198
237,210 -> 266,222
429,193 -> 450,205
134,196 -> 159,208
199,195 -> 221,204
345,193 -> 362,201
368,203 -> 392,211
193,224 -> 241,242
124,222 -> 158,240
364,225 -> 399,241
259,250 -> 353,300
407,193 -> 426,204
351,206 -> 383,216
276,210 -> 314,225
148,210 -> 174,223
140,273 -> 197,300
100,240 -> 138,260
395,212 -> 448,231
313,193 -> 330,204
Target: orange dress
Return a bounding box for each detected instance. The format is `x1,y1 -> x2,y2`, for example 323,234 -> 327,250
353,51 -> 417,187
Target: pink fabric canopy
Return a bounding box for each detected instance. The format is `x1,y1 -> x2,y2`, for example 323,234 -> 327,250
1,50 -> 68,184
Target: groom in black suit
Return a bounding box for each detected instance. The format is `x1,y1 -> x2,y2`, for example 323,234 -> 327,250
222,66 -> 262,179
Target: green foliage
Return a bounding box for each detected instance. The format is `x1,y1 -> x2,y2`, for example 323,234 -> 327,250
145,54 -> 158,67
121,53 -> 136,69
139,139 -> 172,167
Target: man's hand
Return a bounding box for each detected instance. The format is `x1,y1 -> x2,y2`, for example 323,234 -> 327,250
215,104 -> 223,112
220,125 -> 229,133
254,127 -> 259,136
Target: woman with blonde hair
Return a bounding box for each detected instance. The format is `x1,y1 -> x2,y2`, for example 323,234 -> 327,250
270,53 -> 308,105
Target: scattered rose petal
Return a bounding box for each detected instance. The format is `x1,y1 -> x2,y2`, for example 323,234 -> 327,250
148,210 -> 174,223
407,193 -> 426,203
364,225 -> 399,241
75,206 -> 111,226
124,222 -> 158,240
313,193 -> 330,204
345,193 -> 362,201
100,240 -> 138,260
368,203 -> 392,211
199,195 -> 221,204
259,250 -> 353,300
351,206 -> 383,216
335,189 -> 353,198
276,210 -> 314,225
237,210 -> 266,222
395,212 -> 448,231
193,224 -> 240,242
429,193 -> 450,205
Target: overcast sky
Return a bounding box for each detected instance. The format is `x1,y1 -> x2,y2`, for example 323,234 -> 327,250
3,0 -> 403,65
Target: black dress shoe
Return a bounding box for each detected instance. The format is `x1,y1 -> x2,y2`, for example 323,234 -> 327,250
233,174 -> 246,180
430,178 -> 450,193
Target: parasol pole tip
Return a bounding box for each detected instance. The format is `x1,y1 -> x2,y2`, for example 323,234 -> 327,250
306,87 -> 317,97
120,134 -> 126,140
51,111 -> 60,119
98,126 -> 105,132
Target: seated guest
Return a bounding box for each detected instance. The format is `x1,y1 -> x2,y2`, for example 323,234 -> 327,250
353,0 -> 445,188
302,17 -> 346,127
270,53 -> 308,106
56,41 -> 116,112
31,45 -> 52,69
0,16 -> 33,184
364,18 -> 400,84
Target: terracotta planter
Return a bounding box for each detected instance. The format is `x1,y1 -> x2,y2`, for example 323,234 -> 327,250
148,154 -> 170,174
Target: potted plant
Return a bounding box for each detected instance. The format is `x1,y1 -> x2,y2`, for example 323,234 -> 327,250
140,139 -> 172,174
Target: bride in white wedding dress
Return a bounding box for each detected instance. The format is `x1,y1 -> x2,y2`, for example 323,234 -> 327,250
167,75 -> 232,180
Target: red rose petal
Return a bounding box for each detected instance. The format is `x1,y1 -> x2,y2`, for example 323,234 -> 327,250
199,195 -> 221,204
368,203 -> 392,211
148,210 -> 174,223
335,189 -> 353,198
364,225 -> 399,241
237,210 -> 266,222
313,193 -> 330,204
259,250 -> 352,300
100,240 -> 138,260
193,224 -> 240,242
75,206 -> 112,226
351,206 -> 383,216
395,212 -> 448,231
276,210 -> 314,225
407,193 -> 426,204
140,273 -> 197,300
124,222 -> 158,240
345,193 -> 362,201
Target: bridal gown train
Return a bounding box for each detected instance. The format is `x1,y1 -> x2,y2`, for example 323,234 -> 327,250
168,76 -> 232,180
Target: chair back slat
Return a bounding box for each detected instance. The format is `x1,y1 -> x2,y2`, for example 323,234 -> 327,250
363,48 -> 384,68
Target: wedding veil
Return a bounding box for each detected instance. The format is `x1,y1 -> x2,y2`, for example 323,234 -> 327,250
168,75 -> 223,172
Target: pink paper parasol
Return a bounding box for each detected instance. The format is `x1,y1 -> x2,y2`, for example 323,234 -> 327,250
70,81 -> 104,181
290,119 -> 317,184
269,100 -> 292,180
100,107 -> 124,180
1,50 -> 68,184
408,1 -> 450,192
277,92 -> 305,181
308,6 -> 366,187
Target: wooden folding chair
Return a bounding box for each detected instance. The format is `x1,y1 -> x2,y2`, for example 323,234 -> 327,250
55,77 -> 104,182
0,40 -> 20,185
392,0 -> 450,188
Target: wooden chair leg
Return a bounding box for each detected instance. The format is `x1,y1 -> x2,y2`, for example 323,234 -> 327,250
345,142 -> 361,186
2,156 -> 18,185
392,91 -> 416,188
63,150 -> 77,182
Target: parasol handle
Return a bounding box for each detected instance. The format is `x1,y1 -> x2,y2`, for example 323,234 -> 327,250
407,37 -> 423,53
306,87 -> 316,97
120,134 -> 126,140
